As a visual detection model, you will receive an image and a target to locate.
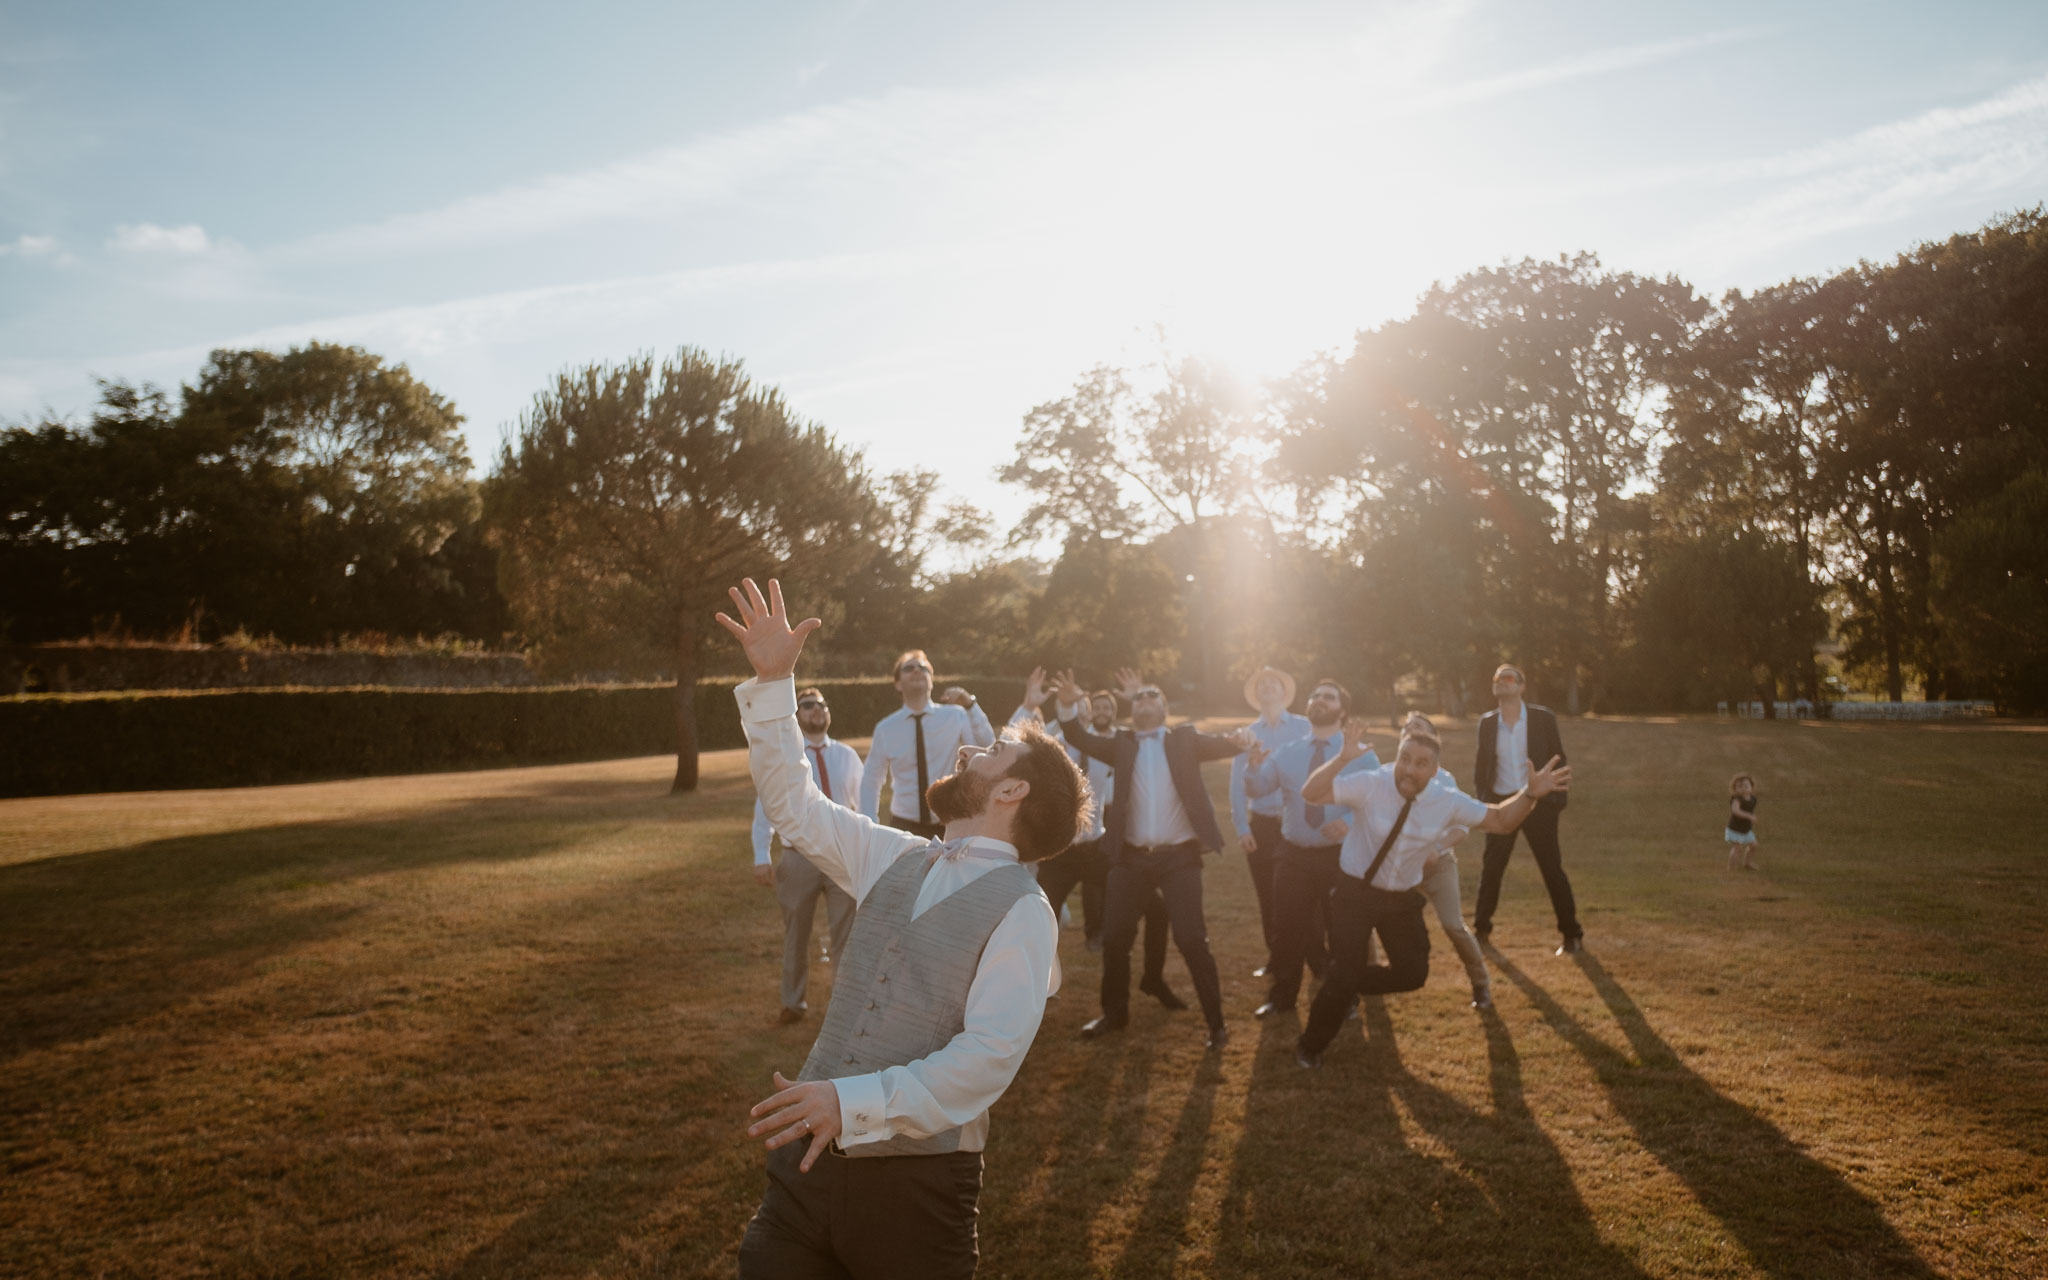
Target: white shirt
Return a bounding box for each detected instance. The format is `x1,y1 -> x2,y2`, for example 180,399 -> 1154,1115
739,676 -> 1057,1151
860,699 -> 997,822
1011,705 -> 1112,843
1330,766 -> 1490,891
1128,728 -> 1199,848
751,734 -> 864,864
1492,706 -> 1530,795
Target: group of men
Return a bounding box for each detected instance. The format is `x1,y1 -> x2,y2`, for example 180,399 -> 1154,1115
723,578 -> 1578,1277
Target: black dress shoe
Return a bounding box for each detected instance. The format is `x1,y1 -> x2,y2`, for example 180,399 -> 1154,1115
1139,978 -> 1188,1011
777,1006 -> 806,1025
1294,1039 -> 1323,1069
1556,935 -> 1584,956
1206,1025 -> 1230,1051
1253,1001 -> 1295,1019
1474,926 -> 1493,944
1079,1015 -> 1128,1039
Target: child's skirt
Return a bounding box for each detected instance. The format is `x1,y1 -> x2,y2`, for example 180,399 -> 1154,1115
1724,829 -> 1757,845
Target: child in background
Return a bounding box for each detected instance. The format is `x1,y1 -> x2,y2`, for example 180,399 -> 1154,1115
1726,774 -> 1760,870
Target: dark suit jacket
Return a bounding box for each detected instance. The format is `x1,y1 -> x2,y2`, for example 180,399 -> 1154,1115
1057,711 -> 1245,859
1475,703 -> 1568,812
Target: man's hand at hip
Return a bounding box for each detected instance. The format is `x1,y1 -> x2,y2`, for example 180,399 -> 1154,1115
747,1071 -> 843,1172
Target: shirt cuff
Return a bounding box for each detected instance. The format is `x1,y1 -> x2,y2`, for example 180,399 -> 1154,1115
736,675 -> 797,723
754,846 -> 772,866
834,1073 -> 890,1147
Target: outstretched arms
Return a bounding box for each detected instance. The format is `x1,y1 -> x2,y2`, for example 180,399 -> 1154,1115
1474,756 -> 1572,834
717,579 -> 921,899
1302,717 -> 1374,805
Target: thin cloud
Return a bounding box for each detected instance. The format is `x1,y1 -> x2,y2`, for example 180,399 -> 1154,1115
272,17 -> 1757,267
1670,71 -> 2048,267
1421,24 -> 1771,111
109,222 -> 212,253
2,233 -> 60,256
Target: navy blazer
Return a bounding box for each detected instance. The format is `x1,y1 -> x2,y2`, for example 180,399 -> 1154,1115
1475,703 -> 1568,811
1057,711 -> 1245,858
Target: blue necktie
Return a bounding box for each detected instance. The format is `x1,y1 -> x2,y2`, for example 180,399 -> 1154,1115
1304,736 -> 1329,831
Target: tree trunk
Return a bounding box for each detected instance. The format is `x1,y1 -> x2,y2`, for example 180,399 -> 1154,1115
1795,518 -> 1821,702
671,623 -> 700,794
1565,664 -> 1581,717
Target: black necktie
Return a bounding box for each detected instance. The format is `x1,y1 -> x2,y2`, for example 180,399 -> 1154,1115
1361,797 -> 1414,888
911,712 -> 932,826
1304,736 -> 1330,830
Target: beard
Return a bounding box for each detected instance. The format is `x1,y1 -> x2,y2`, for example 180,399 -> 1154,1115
1307,705 -> 1340,728
927,766 -> 993,824
1091,714 -> 1114,731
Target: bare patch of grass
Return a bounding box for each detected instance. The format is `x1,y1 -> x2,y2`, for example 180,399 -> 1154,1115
2,718 -> 2045,1277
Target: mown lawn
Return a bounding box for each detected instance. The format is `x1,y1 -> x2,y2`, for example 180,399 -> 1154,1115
2,715 -> 2044,1278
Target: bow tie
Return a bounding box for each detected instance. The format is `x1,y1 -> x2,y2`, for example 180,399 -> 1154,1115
1137,730 -> 1163,743
931,837 -> 1002,863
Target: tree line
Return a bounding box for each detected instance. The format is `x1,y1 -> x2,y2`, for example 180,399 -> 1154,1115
5,207 -> 2044,785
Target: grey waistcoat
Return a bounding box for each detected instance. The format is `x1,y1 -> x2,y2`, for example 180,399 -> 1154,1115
799,844 -> 1041,1157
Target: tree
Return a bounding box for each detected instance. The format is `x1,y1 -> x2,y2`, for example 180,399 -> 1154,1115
1931,470 -> 2048,712
176,343 -> 484,641
0,345 -> 489,644
999,356 -> 1261,546
1628,530 -> 1826,712
485,348 -> 882,792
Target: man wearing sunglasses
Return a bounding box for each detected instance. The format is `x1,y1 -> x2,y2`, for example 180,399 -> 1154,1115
751,687 -> 862,1024
859,649 -> 996,839
1051,670 -> 1253,1051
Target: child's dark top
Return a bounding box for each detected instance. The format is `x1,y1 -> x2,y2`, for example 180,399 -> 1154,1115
1728,795 -> 1758,835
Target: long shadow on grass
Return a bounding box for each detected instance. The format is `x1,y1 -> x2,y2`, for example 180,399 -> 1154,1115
1496,953 -> 1940,1279
979,1005 -> 1163,1275
1211,998 -> 1648,1279
0,789 -> 649,1067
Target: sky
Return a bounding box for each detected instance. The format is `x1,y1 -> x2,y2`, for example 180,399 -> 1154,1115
4,0 -> 2046,533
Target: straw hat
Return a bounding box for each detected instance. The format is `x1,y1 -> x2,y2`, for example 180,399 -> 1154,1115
1243,666 -> 1297,712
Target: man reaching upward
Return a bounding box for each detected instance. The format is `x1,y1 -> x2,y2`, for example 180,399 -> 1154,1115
716,579 -> 1090,1279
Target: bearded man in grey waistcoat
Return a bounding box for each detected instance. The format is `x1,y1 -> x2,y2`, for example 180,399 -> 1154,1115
716,578 -> 1091,1280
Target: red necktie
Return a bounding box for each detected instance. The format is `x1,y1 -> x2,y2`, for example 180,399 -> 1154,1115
810,745 -> 831,801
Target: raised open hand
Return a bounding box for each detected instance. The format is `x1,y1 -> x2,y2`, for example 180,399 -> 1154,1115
1048,668 -> 1086,711
713,578 -> 821,681
1339,715 -> 1374,760
1114,667 -> 1145,696
1021,666 -> 1049,708
1527,754 -> 1572,798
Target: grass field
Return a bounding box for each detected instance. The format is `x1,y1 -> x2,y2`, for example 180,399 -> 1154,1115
3,714 -> 2046,1278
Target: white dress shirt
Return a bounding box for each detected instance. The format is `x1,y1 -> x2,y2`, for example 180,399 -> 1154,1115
1492,708 -> 1530,795
1127,729 -> 1199,848
1330,766 -> 1490,891
1011,706 -> 1111,842
859,699 -> 997,821
739,676 -> 1057,1151
752,734 -> 865,864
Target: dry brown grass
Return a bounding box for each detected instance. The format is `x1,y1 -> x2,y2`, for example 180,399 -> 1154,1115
2,717 -> 2045,1278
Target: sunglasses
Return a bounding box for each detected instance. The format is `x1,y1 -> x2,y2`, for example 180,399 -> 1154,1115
898,664 -> 933,676
797,700 -> 828,711
1132,688 -> 1164,700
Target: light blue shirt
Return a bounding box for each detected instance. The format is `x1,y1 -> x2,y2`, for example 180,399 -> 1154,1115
1230,711 -> 1311,833
1245,730 -> 1380,848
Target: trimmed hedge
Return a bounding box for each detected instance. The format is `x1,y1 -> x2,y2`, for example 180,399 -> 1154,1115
0,676 -> 1020,798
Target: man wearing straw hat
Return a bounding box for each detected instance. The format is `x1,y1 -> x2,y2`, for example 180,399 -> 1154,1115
1231,666 -> 1311,979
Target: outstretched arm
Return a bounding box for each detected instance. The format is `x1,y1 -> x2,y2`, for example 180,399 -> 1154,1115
717,578 -> 923,900
1475,755 -> 1573,834
1303,717 -> 1374,805
1049,669 -> 1117,763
